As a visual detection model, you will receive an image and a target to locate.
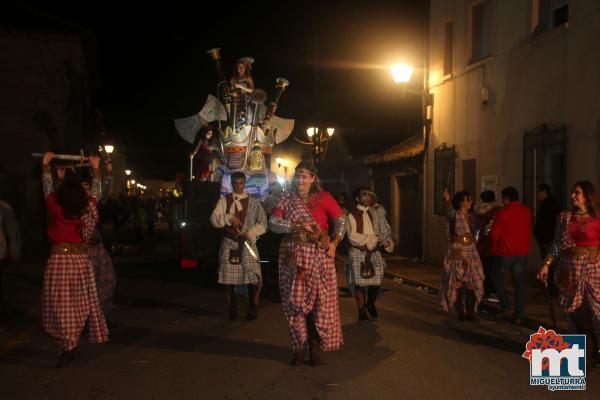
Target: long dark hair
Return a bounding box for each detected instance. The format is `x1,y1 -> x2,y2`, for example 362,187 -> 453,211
572,180 -> 600,217
293,161 -> 322,195
452,190 -> 472,211
56,179 -> 88,220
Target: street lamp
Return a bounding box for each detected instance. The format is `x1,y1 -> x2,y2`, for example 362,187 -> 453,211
104,145 -> 114,154
390,60 -> 432,262
125,169 -> 131,176
390,63 -> 414,84
301,125 -> 336,164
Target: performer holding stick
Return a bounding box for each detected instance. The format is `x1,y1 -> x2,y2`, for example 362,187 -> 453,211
41,152 -> 108,368
210,172 -> 267,321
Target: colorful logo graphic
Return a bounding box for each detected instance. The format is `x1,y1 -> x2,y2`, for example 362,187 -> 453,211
523,327 -> 586,391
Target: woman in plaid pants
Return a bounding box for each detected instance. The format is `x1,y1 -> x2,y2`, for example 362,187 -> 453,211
41,153 -> 109,367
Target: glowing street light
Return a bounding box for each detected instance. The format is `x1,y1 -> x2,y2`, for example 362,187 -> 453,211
125,169 -> 131,176
104,145 -> 114,154
131,179 -> 136,185
390,63 -> 414,84
301,126 -> 337,163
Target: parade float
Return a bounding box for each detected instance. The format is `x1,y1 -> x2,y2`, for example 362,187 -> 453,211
173,48 -> 294,268
174,48 -> 294,198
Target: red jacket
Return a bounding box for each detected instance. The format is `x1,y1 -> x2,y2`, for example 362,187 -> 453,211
490,202 -> 533,257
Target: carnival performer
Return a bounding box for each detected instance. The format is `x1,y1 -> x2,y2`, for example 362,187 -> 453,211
537,181 -> 600,367
41,152 -> 109,367
210,172 -> 267,321
230,57 -> 255,131
269,161 -> 345,366
82,156 -> 116,317
346,187 -> 394,321
440,189 -> 485,321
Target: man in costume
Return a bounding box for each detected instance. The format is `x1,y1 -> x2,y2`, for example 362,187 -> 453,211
210,172 -> 267,321
269,161 -> 345,366
346,187 -> 394,321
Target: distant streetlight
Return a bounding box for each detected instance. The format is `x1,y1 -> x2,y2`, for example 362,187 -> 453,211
125,169 -> 131,176
131,179 -> 136,185
390,63 -> 414,84
301,126 -> 337,164
104,145 -> 114,154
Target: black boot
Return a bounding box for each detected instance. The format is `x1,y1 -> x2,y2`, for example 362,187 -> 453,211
366,286 -> 380,320
224,285 -> 237,321
307,314 -> 324,366
455,287 -> 466,321
355,286 -> 369,321
291,349 -> 305,367
246,284 -> 258,320
56,348 -> 77,368
465,289 -> 478,322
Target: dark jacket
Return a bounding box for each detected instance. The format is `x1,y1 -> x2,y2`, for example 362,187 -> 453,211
533,196 -> 562,245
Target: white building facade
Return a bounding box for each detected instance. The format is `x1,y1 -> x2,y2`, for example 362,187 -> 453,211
425,0 -> 600,262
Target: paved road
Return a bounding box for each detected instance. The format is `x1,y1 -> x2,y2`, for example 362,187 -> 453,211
0,253 -> 598,399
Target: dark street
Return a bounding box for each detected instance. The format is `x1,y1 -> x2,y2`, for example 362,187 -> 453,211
1,228 -> 598,399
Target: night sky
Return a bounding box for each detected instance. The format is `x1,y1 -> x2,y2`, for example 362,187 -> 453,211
11,0 -> 425,179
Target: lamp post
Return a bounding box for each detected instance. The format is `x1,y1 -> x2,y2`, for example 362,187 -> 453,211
125,169 -> 132,196
297,126 -> 336,164
390,60 -> 432,262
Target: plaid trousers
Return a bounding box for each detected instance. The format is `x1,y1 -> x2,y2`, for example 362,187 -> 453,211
42,254 -> 109,350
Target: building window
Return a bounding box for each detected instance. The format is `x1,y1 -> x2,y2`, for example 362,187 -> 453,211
443,21 -> 453,76
523,124 -> 567,212
434,143 -> 456,215
469,0 -> 492,64
532,0 -> 569,34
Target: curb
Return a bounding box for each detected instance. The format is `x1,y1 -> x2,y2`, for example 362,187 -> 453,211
384,270 -> 567,332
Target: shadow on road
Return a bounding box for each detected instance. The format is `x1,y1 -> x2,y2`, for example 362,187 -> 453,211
108,325 -> 291,365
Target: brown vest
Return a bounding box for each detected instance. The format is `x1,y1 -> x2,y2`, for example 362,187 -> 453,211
351,207 -> 374,234
223,194 -> 249,239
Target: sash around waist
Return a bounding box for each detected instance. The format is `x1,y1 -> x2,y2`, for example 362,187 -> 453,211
451,234 -> 475,246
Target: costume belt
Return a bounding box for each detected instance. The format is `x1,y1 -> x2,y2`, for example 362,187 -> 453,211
287,231 -> 316,247
451,234 -> 475,246
50,242 -> 87,255
350,244 -> 374,253
565,246 -> 599,257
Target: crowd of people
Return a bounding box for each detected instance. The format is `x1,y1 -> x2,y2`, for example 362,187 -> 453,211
1,154 -> 599,369
209,161 -> 397,366
440,182 -> 600,367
